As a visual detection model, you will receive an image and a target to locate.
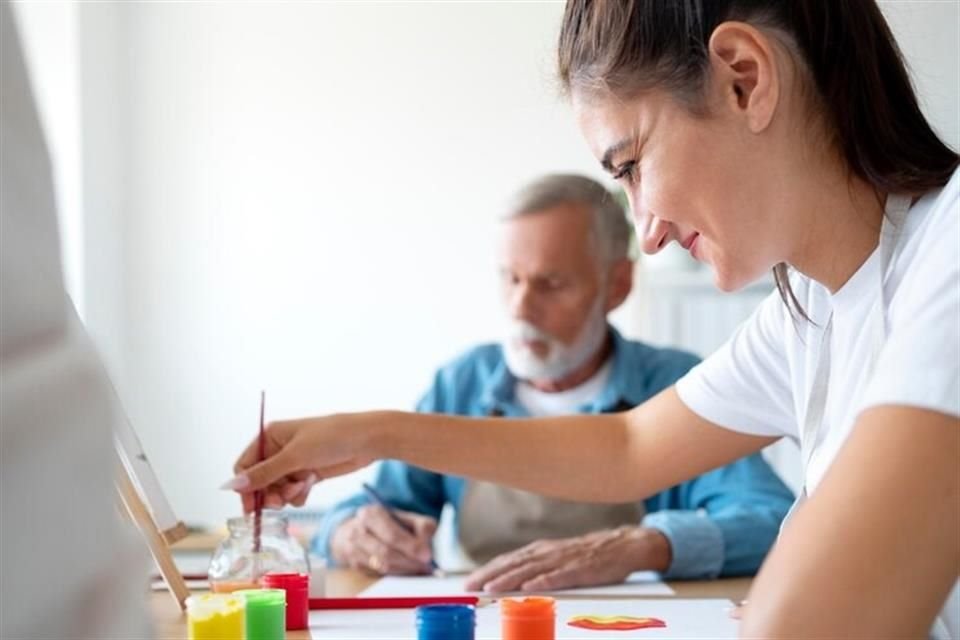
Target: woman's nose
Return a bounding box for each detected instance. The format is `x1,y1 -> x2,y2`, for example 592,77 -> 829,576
626,190 -> 678,255
637,211 -> 674,255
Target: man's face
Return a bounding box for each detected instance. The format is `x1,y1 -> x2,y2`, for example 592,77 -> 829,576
498,203 -> 611,381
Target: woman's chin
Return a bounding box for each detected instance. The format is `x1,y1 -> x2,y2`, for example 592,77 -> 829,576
712,274 -> 742,293
709,264 -> 760,293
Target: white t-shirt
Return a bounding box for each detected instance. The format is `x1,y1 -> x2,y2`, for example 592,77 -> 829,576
677,169 -> 959,639
515,359 -> 612,417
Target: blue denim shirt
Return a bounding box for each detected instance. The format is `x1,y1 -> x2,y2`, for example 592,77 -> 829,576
314,328 -> 794,579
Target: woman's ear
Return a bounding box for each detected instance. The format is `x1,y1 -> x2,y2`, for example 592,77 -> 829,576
707,21 -> 780,133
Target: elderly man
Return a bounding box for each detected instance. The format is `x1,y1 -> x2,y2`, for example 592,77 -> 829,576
313,174 -> 793,592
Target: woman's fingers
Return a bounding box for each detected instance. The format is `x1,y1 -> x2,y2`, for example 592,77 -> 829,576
224,445 -> 302,494
226,415 -> 372,512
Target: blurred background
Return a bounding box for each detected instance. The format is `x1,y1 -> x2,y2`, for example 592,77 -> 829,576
10,0 -> 958,535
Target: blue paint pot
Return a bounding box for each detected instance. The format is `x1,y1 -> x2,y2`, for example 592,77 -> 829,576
415,604 -> 476,640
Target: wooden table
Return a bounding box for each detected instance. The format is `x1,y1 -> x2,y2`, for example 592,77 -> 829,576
150,570 -> 752,638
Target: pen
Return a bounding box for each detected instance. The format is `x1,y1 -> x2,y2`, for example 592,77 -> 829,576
361,482 -> 441,573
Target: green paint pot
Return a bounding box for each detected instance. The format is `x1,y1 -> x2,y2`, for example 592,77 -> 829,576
236,588 -> 286,639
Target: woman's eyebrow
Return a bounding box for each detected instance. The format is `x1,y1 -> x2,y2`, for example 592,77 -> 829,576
601,136 -> 638,173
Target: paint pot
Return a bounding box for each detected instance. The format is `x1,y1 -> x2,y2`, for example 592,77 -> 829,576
261,573 -> 309,630
501,596 -> 556,640
236,588 -> 286,639
186,593 -> 245,640
416,604 -> 476,640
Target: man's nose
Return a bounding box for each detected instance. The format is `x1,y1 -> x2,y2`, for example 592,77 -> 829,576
508,282 -> 539,323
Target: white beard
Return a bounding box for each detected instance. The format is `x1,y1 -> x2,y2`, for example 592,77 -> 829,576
502,298 -> 608,382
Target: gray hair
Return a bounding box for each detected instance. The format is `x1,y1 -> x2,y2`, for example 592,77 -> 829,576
503,174 -> 633,263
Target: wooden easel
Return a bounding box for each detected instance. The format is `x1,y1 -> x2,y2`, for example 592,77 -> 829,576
111,382 -> 192,610
116,456 -> 191,610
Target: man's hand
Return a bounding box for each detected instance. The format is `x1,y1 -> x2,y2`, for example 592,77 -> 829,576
464,526 -> 672,593
331,505 -> 438,575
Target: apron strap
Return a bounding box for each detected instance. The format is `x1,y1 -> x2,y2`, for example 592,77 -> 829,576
797,193 -> 912,497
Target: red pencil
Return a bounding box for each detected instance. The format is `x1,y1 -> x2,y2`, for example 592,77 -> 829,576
309,596 -> 482,610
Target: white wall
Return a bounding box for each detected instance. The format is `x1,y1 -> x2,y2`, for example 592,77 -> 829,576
81,1 -> 625,527
883,0 -> 960,150
14,1 -> 958,527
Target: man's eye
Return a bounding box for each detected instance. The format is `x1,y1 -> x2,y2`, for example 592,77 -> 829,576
543,278 -> 565,291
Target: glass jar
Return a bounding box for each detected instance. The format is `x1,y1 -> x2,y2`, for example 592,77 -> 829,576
208,510 -> 309,593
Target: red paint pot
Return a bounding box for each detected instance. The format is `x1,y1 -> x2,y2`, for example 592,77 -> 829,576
261,572 -> 309,630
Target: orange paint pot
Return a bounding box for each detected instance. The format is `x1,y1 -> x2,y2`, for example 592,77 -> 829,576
501,597 -> 556,640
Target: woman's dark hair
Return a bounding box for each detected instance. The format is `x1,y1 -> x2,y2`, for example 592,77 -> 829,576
558,0 -> 958,319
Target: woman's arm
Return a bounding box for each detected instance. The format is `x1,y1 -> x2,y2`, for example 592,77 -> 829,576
741,405 -> 960,638
381,387 -> 775,502
229,387 -> 776,508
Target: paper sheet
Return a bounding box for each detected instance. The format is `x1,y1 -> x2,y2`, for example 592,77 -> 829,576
359,572 -> 674,597
310,598 -> 737,639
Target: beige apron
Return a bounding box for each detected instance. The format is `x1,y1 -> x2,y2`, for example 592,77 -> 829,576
457,481 -> 645,565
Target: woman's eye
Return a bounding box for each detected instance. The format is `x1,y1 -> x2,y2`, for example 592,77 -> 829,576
613,161 -> 638,184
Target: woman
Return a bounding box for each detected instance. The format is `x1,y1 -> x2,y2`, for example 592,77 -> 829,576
226,1 -> 959,636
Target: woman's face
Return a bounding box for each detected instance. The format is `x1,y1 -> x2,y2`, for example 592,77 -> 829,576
574,88 -> 786,291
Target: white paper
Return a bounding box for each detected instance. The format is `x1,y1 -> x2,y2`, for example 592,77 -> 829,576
360,572 -> 674,598
309,598 -> 737,639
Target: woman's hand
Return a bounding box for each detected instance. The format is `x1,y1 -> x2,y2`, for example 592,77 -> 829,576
221,412 -> 389,512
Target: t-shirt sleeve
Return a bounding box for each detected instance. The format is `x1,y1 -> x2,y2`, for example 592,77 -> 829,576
676,288 -> 798,439
860,181 -> 960,418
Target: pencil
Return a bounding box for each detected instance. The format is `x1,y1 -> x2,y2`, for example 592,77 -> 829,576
362,483 -> 441,573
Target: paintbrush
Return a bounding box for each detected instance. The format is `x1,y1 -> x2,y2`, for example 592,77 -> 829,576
252,390 -> 265,579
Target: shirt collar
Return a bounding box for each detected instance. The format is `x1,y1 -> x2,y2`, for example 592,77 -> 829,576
587,326 -> 647,412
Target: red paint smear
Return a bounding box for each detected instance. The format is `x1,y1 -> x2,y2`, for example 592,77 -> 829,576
567,616 -> 667,631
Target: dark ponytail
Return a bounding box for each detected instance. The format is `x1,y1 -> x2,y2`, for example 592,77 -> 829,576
559,0 -> 958,319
